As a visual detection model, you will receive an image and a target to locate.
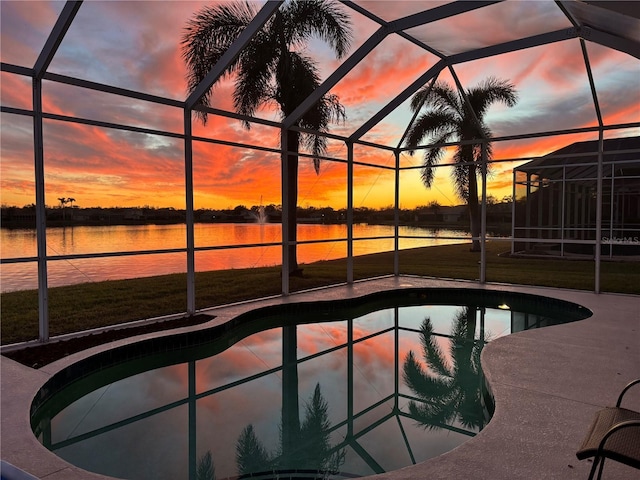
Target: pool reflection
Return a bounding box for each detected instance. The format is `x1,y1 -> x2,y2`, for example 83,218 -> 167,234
403,307 -> 487,433
191,309 -> 489,480
33,290 -> 590,480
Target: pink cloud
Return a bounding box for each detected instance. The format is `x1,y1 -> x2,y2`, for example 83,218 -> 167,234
0,1 -> 65,67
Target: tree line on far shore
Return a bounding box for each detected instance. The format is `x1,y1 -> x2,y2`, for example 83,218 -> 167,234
1,198 -> 514,230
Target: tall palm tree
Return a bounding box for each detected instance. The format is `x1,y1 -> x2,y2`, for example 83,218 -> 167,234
182,0 -> 352,274
405,78 -> 518,251
402,309 -> 486,432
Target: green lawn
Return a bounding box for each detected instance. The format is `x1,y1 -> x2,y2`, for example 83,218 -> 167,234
2,242 -> 639,345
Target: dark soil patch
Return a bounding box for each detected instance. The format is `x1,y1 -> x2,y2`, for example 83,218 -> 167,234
2,314 -> 214,369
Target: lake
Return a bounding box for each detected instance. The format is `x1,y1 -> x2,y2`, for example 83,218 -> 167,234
0,223 -> 470,292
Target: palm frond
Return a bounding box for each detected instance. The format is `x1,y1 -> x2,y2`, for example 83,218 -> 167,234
479,125 -> 494,161
450,307 -> 472,338
457,396 -> 485,430
450,310 -> 479,375
296,383 -> 333,470
418,318 -> 454,378
284,0 -> 352,57
402,350 -> 452,398
233,35 -> 279,125
407,396 -> 458,430
301,92 -> 346,172
418,131 -> 450,187
427,82 -> 462,117
409,84 -> 431,113
406,110 -> 456,152
182,2 -> 257,124
467,77 -> 518,118
407,76 -> 517,203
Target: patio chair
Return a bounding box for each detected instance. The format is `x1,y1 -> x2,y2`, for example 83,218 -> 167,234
576,379 -> 640,480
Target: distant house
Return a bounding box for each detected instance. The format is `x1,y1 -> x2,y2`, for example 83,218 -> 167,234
413,205 -> 466,224
124,208 -> 144,221
441,205 -> 467,223
71,210 -> 90,222
1,206 -> 36,226
512,136 -> 640,257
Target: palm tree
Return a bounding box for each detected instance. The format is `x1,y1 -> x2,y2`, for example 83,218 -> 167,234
182,0 -> 352,274
402,309 -> 486,432
405,77 -> 518,251
67,197 -> 75,221
58,197 -> 68,221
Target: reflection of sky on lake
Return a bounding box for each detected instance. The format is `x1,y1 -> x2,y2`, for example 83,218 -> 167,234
44,301 -> 564,479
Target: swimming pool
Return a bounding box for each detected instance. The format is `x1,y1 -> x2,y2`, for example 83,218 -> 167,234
31,288 -> 591,480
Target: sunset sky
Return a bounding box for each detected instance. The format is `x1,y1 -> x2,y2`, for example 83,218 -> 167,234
1,0 -> 639,210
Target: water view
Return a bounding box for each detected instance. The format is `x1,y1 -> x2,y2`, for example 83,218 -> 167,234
32,289 -> 590,480
1,224 -> 471,292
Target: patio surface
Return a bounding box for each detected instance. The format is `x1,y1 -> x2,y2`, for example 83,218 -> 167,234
1,277 -> 639,479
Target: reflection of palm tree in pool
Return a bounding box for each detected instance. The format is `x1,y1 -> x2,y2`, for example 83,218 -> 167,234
402,307 -> 486,431
293,383 -> 346,473
236,383 -> 345,478
236,424 -> 271,475
197,451 -> 215,480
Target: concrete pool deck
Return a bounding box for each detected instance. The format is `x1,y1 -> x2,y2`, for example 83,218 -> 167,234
1,277 -> 639,479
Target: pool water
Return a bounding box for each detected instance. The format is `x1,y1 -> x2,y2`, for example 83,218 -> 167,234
31,288 -> 590,480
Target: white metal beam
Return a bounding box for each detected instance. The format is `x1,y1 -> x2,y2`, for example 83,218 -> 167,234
348,60 -> 446,142
448,28 -> 579,65
34,1 -> 82,78
283,1 -> 501,130
282,26 -> 389,129
387,1 -> 501,33
347,142 -> 354,284
184,109 -> 196,314
31,0 -> 82,341
44,71 -> 183,108
281,129 -> 290,294
581,26 -> 640,59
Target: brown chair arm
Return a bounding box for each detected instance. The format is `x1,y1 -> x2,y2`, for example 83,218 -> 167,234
616,379 -> 640,407
596,419 -> 640,457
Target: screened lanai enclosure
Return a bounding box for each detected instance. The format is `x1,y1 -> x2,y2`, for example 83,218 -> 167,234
513,135 -> 640,257
1,0 -> 639,343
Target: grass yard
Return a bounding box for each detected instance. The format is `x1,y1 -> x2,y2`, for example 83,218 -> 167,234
2,241 -> 639,345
